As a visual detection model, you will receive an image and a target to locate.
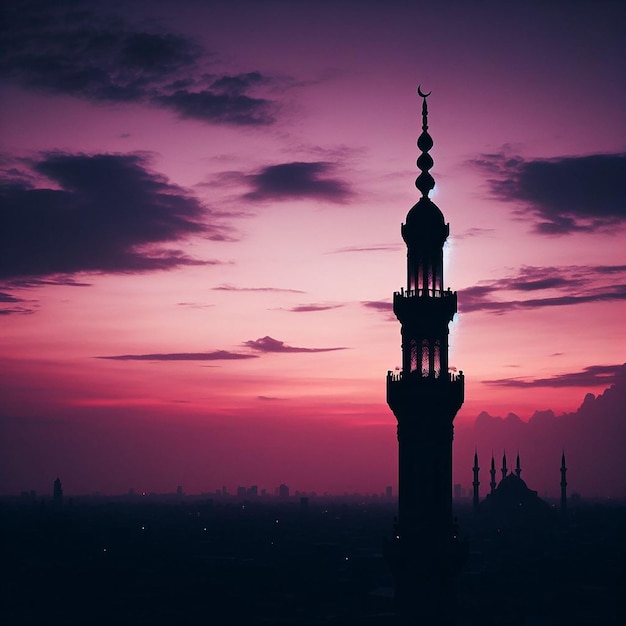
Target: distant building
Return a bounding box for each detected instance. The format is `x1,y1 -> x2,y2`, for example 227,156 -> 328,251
385,485 -> 392,499
247,485 -> 258,498
473,451 -> 564,528
53,477 -> 63,508
278,483 -> 289,499
237,486 -> 246,498
176,485 -> 184,497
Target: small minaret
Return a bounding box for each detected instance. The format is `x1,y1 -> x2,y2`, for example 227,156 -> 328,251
501,451 -> 508,481
560,451 -> 567,514
515,451 -> 522,478
489,454 -> 497,494
53,477 -> 63,508
472,450 -> 480,511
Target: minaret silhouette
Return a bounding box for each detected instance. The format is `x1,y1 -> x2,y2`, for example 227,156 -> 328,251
560,451 -> 567,514
385,87 -> 465,625
515,451 -> 522,478
489,454 -> 497,493
472,450 -> 480,512
501,451 -> 508,481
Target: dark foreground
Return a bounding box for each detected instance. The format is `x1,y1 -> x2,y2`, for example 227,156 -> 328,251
1,497 -> 623,625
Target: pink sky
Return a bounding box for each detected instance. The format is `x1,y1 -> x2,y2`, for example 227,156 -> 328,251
1,0 -> 624,497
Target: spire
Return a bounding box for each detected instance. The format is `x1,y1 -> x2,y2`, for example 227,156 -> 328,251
560,450 -> 568,516
489,453 -> 497,494
415,85 -> 435,198
501,451 -> 508,480
515,451 -> 522,478
472,449 -> 480,511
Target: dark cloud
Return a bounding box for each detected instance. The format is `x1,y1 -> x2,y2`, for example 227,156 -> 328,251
0,152 -> 228,280
454,227 -> 495,239
213,284 -> 305,293
176,302 -> 214,309
287,304 -> 343,312
0,292 -> 22,303
483,364 -> 623,388
0,307 -> 35,316
244,336 -> 346,353
362,299 -> 395,321
329,244 -> 401,254
243,162 -> 352,203
455,365 -> 626,497
362,300 -> 393,312
0,291 -> 35,315
97,350 -> 258,361
459,265 -> 626,314
154,90 -> 274,125
5,276 -> 93,288
0,2 -> 275,126
473,152 -> 626,234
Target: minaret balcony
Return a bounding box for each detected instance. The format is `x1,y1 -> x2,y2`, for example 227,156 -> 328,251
393,288 -> 457,324
387,370 -> 464,420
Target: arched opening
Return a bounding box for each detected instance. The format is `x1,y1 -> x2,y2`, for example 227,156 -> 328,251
433,340 -> 441,378
421,339 -> 429,377
410,339 -> 418,373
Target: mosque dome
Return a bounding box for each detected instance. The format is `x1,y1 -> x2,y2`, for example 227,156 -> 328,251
402,196 -> 448,246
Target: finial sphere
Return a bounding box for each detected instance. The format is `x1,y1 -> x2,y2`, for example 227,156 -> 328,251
417,85 -> 432,98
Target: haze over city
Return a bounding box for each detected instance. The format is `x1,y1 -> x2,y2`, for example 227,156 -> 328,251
1,0 -> 625,498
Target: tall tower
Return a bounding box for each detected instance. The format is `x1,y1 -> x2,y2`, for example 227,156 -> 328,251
501,451 -> 508,481
386,88 -> 465,625
560,451 -> 567,514
515,452 -> 522,478
489,454 -> 497,493
472,451 -> 480,512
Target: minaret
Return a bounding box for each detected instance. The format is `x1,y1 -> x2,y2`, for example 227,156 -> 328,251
501,451 -> 508,481
489,454 -> 497,493
386,87 -> 465,625
560,451 -> 567,514
472,450 -> 480,512
515,451 -> 522,478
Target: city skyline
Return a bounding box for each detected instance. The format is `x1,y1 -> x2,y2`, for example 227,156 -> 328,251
1,0 -> 625,497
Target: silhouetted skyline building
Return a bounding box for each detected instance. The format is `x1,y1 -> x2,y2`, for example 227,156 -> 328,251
561,451 -> 567,515
53,477 -> 63,508
473,451 -> 568,525
385,88 -> 465,625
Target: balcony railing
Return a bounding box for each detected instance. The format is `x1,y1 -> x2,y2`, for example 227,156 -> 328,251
387,370 -> 464,383
394,287 -> 454,299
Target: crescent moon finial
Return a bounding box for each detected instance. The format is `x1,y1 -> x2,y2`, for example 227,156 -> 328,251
417,85 -> 432,98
